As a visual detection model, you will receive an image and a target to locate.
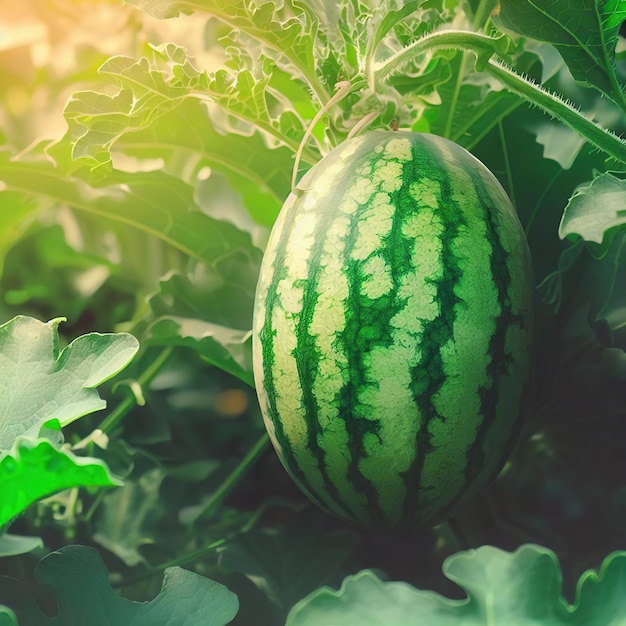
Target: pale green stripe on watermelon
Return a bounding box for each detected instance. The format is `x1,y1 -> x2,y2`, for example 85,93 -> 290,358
255,142 -> 371,522
306,185 -> 372,525
417,137 -> 502,521
269,210 -> 320,494
340,137 -> 427,525
252,194 -> 296,454
356,177 -> 447,526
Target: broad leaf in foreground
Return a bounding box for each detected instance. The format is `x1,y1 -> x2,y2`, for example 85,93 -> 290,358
0,545 -> 238,625
286,544 -> 626,625
0,316 -> 138,450
559,173 -> 626,247
495,0 -> 626,104
0,438 -> 122,528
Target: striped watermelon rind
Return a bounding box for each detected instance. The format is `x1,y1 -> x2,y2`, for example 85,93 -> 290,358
253,130 -> 533,530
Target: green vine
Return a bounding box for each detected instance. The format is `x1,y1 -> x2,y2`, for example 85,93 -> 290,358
372,29 -> 626,164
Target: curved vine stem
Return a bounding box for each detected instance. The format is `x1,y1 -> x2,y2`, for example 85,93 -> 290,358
291,80 -> 354,191
347,111 -> 381,139
191,433 -> 270,524
373,30 -> 626,164
374,30 -> 509,84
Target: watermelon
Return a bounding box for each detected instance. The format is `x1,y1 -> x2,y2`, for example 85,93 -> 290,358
252,130 -> 533,530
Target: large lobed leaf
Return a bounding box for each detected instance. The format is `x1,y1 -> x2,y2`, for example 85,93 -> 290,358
126,0 -> 319,87
0,315 -> 138,526
64,39 -> 316,169
286,544 -> 626,625
495,0 -> 626,104
0,316 -> 138,449
0,545 -> 238,625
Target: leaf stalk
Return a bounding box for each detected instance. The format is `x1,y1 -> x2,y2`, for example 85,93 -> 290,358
99,347 -> 174,434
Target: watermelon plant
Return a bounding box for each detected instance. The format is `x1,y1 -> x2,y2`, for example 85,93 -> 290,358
0,0 -> 625,624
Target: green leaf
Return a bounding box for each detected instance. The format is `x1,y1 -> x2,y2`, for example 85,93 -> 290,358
0,150 -> 258,268
287,544 -> 626,625
0,545 -> 239,625
415,54 -> 523,147
495,0 -> 626,105
0,606 -> 17,626
0,316 -> 138,449
220,512 -> 358,610
65,45 -> 207,171
0,534 -> 43,558
0,193 -> 40,277
573,537 -> 626,625
559,173 -> 626,245
144,256 -> 259,386
92,461 -> 166,567
0,438 -> 122,528
127,0 -> 321,93
64,43 -> 315,173
114,100 -> 292,224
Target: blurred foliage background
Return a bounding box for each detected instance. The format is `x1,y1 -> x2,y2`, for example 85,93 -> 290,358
1,1 -> 626,624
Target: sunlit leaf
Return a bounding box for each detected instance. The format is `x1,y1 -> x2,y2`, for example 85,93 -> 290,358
114,100 -> 292,224
0,316 -> 138,449
0,150 -> 258,268
495,0 -> 626,104
128,0 -> 319,86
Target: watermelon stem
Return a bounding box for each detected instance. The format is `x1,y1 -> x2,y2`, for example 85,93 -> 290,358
291,80 -> 353,191
346,111 -> 381,139
373,30 -> 626,164
484,60 -> 626,164
190,433 -> 270,523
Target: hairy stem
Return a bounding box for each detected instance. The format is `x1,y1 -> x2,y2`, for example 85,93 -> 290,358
374,30 -> 626,164
485,60 -> 626,163
374,30 -> 508,84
